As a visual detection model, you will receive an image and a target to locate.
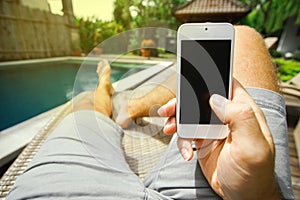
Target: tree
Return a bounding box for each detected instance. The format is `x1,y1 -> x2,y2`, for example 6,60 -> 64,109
238,0 -> 300,35
75,17 -> 124,54
113,0 -> 132,30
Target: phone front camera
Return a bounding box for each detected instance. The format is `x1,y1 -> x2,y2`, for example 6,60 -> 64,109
205,28 -> 208,31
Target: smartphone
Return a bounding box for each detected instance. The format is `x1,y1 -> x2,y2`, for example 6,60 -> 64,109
176,23 -> 234,139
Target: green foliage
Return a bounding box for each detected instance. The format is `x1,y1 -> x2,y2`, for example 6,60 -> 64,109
113,0 -> 187,29
275,58 -> 300,82
157,47 -> 166,54
75,17 -> 124,54
242,9 -> 263,29
239,0 -> 300,35
293,50 -> 300,61
113,0 -> 132,29
269,49 -> 283,58
237,0 -> 261,9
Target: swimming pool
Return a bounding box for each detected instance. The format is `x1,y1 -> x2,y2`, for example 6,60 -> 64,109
0,58 -> 153,131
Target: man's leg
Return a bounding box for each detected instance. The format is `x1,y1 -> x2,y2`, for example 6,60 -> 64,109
233,26 -> 279,92
6,61 -> 150,200
233,26 -> 293,199
143,26 -> 293,199
115,73 -> 176,128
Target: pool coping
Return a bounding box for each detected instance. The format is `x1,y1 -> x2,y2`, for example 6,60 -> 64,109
0,55 -> 174,69
0,56 -> 174,169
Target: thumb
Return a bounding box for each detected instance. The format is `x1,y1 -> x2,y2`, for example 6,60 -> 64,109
209,94 -> 228,123
209,94 -> 262,139
209,93 -> 276,171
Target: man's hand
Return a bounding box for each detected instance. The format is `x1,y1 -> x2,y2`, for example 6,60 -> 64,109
157,79 -> 280,199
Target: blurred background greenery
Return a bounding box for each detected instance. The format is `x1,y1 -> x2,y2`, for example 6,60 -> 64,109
76,0 -> 300,51
1,0 -> 300,81
73,0 -> 300,82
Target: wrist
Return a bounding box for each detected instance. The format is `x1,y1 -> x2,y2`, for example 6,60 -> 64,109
222,176 -> 281,200
260,179 -> 281,200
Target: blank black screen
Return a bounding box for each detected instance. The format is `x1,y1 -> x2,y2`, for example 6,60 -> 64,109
179,40 -> 231,124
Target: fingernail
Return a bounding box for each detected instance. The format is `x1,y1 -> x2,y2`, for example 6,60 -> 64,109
210,94 -> 228,118
157,106 -> 166,117
164,122 -> 171,129
180,148 -> 190,161
163,122 -> 173,134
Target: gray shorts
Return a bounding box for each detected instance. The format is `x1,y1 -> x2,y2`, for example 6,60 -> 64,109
6,88 -> 294,200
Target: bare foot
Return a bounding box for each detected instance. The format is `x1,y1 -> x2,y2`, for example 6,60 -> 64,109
97,60 -> 110,77
96,60 -> 114,93
94,60 -> 114,117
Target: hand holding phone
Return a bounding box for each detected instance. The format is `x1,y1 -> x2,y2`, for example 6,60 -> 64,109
176,23 -> 234,139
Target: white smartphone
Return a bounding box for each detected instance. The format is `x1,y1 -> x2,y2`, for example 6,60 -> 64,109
176,23 -> 234,139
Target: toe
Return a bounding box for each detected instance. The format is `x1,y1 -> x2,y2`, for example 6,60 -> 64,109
97,59 -> 111,76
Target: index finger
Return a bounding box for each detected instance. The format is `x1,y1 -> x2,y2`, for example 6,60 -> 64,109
157,98 -> 176,117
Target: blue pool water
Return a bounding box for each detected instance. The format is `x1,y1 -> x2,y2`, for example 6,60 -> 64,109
0,60 -> 150,131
